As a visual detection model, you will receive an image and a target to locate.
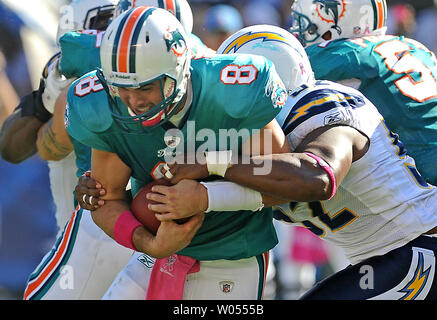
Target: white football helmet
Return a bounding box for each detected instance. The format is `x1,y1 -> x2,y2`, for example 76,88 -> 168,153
290,0 -> 388,46
217,24 -> 314,92
114,0 -> 193,34
99,7 -> 191,131
56,0 -> 117,43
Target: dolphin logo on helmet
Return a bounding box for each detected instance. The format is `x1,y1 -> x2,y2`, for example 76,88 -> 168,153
314,0 -> 343,35
164,28 -> 187,57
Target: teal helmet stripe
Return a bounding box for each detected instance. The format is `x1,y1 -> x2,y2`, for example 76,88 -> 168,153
370,0 -> 378,30
112,8 -> 134,72
129,7 -> 157,73
174,0 -> 181,22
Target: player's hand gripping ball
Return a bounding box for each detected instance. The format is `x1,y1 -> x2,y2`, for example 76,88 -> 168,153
131,179 -> 188,234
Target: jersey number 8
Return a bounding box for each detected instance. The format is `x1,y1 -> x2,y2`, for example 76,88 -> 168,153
74,76 -> 104,97
220,65 -> 258,85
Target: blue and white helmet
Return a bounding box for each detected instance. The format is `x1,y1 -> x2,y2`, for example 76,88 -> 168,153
217,24 -> 314,92
290,0 -> 388,46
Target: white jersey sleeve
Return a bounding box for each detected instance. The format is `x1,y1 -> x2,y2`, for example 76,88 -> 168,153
275,80 -> 437,265
276,80 -> 381,151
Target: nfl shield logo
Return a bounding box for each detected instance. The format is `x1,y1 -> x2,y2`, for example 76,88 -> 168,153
219,281 -> 234,293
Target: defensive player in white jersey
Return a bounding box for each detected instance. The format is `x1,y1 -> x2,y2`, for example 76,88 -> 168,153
141,25 -> 437,300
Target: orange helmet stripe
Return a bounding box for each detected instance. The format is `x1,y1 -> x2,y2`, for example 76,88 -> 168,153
376,0 -> 385,29
118,6 -> 148,73
165,0 -> 176,15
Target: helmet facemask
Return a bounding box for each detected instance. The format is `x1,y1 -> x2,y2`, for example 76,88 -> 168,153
56,0 -> 117,44
97,69 -> 188,133
290,9 -> 321,47
84,5 -> 116,30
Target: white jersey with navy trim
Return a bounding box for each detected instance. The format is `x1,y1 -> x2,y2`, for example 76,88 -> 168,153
274,80 -> 437,265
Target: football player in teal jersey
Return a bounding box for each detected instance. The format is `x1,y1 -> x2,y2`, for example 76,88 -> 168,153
23,0 -> 206,300
65,7 -> 288,300
290,0 -> 437,185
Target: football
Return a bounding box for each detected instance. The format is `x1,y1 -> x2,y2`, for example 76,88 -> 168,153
131,179 -> 171,234
131,179 -> 189,234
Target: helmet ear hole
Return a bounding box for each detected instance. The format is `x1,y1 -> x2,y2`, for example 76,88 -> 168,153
322,31 -> 332,40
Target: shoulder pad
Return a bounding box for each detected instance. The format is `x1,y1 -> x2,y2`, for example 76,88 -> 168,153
59,31 -> 103,78
68,72 -> 113,133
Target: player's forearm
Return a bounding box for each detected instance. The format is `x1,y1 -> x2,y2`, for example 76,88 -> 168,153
225,152 -> 332,202
131,226 -> 159,256
0,110 -> 42,163
90,199 -> 131,239
36,87 -> 73,161
36,119 -> 73,161
90,199 -> 170,258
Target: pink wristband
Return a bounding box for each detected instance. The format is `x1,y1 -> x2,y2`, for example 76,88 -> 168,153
114,210 -> 142,250
304,152 -> 337,200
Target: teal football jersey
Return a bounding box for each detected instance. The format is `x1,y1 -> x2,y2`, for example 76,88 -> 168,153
306,35 -> 437,184
59,30 -> 212,178
65,54 -> 286,260
58,30 -> 103,177
59,30 -> 103,79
